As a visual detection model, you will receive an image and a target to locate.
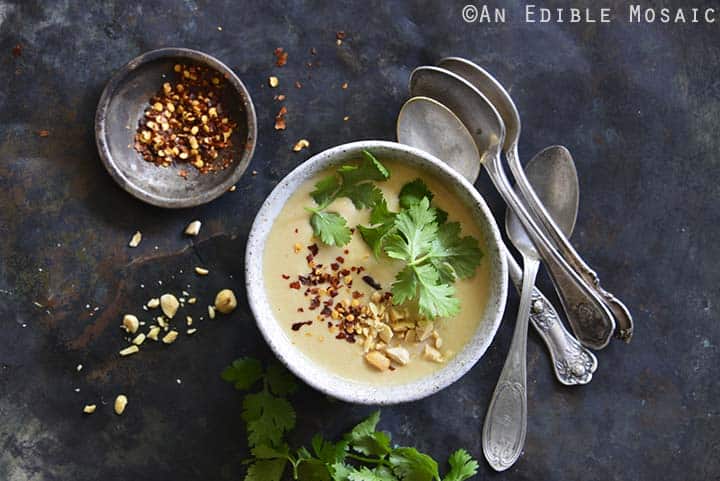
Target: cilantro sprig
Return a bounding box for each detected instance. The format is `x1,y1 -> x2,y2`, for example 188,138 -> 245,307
359,179 -> 483,319
222,358 -> 480,481
307,150 -> 390,246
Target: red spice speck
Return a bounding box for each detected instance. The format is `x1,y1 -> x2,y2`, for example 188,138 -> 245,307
306,254 -> 314,264
336,256 -> 345,264
291,320 -> 312,331
344,249 -> 349,255
289,281 -> 301,289
331,263 -> 339,271
308,244 -> 319,256
282,274 -> 290,280
11,44 -> 22,57
294,228 -> 299,234
297,307 -> 304,312
362,275 -> 382,290
274,47 -> 288,66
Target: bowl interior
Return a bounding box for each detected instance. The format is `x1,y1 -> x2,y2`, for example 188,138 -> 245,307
96,49 -> 255,208
245,141 -> 507,404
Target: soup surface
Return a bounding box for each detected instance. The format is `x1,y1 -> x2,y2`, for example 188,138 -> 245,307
263,160 -> 491,384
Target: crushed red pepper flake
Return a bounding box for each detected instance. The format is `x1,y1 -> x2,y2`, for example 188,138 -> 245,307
133,63 -> 237,173
37,130 -> 49,137
291,320 -> 312,331
275,106 -> 287,130
274,47 -> 288,67
282,274 -> 290,280
12,44 -> 22,57
295,80 -> 302,89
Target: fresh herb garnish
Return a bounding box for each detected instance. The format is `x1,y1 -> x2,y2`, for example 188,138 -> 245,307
307,150 -> 390,246
358,179 -> 482,318
222,358 -> 480,481
359,181 -> 483,319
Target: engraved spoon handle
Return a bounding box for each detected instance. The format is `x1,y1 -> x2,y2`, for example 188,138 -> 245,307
483,256 -> 537,471
505,247 -> 597,385
484,157 -> 616,350
507,146 -> 634,342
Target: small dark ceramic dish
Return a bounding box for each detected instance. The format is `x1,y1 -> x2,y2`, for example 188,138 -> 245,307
95,48 -> 256,208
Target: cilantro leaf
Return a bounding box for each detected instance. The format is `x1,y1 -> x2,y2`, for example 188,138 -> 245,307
358,199 -> 397,257
245,458 -> 287,481
221,358 -> 264,391
331,462 -> 355,481
344,411 -> 391,456
399,179 -> 434,209
441,450 -> 478,481
340,182 -> 384,209
312,434 -> 348,465
243,390 -> 296,448
389,447 -> 440,481
414,263 -> 460,318
266,364 -> 298,397
345,410 -> 381,440
306,151 -> 390,247
432,222 -> 483,280
296,458 -> 333,481
251,444 -> 290,459
384,198 -> 438,262
348,466 -> 399,481
311,175 -> 342,208
339,150 -> 390,185
311,211 -> 352,246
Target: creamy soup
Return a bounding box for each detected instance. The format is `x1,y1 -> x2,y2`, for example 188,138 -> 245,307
263,160 -> 491,384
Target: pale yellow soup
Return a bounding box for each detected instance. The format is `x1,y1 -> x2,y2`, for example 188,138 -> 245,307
263,161 -> 491,384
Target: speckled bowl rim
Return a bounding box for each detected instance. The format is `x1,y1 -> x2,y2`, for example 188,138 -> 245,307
95,47 -> 257,208
245,141 -> 507,404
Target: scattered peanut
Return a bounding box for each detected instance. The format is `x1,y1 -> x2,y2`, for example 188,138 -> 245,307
128,231 -> 142,248
194,266 -> 209,275
208,305 -> 216,319
83,404 -> 97,414
122,314 -> 140,334
187,328 -> 197,335
132,333 -> 146,345
423,344 -> 444,363
292,139 -> 310,152
147,326 -> 161,341
385,346 -> 410,366
119,345 -> 140,357
162,330 -> 179,344
147,298 -> 160,309
160,294 -> 179,318
365,351 -> 391,371
268,76 -> 279,88
214,289 -> 237,314
184,220 -> 202,236
114,395 -> 128,415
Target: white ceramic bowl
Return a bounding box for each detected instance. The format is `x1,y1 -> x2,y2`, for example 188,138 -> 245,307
245,141 -> 507,404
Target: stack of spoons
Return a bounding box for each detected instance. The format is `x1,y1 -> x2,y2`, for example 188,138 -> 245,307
394,57 -> 633,471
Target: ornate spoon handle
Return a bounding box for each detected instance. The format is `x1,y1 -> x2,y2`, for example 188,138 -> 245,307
506,248 -> 597,385
483,257 -> 538,471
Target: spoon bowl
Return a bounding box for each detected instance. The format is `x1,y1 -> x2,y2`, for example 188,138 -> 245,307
397,96 -> 481,183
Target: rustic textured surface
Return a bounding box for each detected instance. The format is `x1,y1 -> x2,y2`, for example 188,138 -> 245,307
0,1 -> 718,480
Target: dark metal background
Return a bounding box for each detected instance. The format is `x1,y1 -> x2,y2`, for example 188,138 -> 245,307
0,1 -> 718,479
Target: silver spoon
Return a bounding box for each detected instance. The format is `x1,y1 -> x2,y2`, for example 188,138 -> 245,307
397,98 -> 597,385
485,145 -> 592,471
481,168 -> 544,471
438,57 -> 634,344
409,66 -> 616,351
